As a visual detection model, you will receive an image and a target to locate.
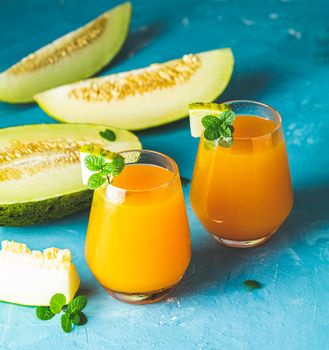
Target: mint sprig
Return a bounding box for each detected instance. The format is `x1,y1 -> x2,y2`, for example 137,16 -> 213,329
202,110 -> 236,147
36,294 -> 88,333
84,153 -> 125,190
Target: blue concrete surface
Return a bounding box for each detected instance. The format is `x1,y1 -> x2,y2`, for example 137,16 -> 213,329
0,0 -> 328,348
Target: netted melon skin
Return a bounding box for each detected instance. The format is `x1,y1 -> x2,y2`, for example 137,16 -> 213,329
0,190 -> 92,226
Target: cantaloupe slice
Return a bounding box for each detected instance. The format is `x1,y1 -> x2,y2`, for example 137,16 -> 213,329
35,48 -> 234,130
0,2 -> 131,103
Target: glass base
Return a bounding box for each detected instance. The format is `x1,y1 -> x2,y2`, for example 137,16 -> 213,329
211,233 -> 273,248
105,284 -> 176,305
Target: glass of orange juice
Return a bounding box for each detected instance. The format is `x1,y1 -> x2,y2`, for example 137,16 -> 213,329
85,150 -> 191,304
190,100 -> 293,248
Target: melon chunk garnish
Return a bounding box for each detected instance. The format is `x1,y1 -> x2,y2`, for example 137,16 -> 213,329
0,241 -> 80,306
188,102 -> 228,138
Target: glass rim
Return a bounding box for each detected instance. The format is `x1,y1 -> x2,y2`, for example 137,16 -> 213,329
217,99 -> 282,141
107,149 -> 179,193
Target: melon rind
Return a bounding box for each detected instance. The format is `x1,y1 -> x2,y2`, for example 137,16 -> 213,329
0,123 -> 141,226
0,2 -> 131,103
34,48 -> 234,130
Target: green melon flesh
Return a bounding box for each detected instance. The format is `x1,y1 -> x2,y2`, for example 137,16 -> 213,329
0,124 -> 141,226
34,48 -> 234,130
0,2 -> 131,103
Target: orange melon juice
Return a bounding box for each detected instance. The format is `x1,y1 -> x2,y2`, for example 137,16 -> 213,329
190,115 -> 293,246
85,151 -> 191,302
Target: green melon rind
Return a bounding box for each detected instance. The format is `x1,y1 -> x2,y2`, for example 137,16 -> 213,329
0,189 -> 92,226
34,48 -> 234,130
0,123 -> 141,226
0,2 -> 131,103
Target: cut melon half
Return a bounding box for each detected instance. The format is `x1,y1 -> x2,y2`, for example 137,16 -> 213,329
0,124 -> 141,226
34,48 -> 234,130
0,2 -> 131,103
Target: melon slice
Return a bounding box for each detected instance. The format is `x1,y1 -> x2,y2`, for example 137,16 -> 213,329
0,2 -> 131,103
0,124 -> 141,226
34,48 -> 234,130
0,241 -> 80,306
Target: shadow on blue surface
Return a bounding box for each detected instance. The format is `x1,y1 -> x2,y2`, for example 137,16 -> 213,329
220,68 -> 275,101
175,184 -> 329,298
104,21 -> 168,73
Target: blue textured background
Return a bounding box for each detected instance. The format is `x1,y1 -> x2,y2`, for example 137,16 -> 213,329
0,0 -> 328,349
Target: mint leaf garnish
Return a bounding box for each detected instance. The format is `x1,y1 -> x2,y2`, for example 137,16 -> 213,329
202,115 -> 220,129
67,295 -> 87,314
36,306 -> 55,320
61,313 -> 72,333
221,110 -> 235,124
202,110 -> 236,147
50,293 -> 66,314
218,136 -> 234,148
88,173 -> 106,190
83,152 -> 125,190
36,293 -> 88,334
84,155 -> 105,171
244,280 -> 263,291
99,129 -> 116,142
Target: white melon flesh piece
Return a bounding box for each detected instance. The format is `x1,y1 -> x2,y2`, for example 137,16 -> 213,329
0,241 -> 80,306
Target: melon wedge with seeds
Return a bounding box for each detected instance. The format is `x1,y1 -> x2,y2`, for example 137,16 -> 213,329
0,2 -> 131,103
34,48 -> 234,130
0,124 -> 141,226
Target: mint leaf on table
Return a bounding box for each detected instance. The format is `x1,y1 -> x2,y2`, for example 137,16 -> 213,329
99,129 -> 116,142
50,293 -> 66,314
61,313 -> 73,333
244,280 -> 263,291
70,311 -> 88,326
67,295 -> 87,314
36,306 -> 55,321
35,293 -> 88,334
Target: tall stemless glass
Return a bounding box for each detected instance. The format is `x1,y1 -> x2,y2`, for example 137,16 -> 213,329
85,150 -> 191,304
190,100 -> 293,248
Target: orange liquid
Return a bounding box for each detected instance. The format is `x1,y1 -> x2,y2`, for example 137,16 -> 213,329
85,164 -> 191,293
190,115 -> 293,241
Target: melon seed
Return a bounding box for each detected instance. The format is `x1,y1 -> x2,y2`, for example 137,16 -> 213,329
68,54 -> 201,102
9,16 -> 108,75
0,140 -> 103,181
